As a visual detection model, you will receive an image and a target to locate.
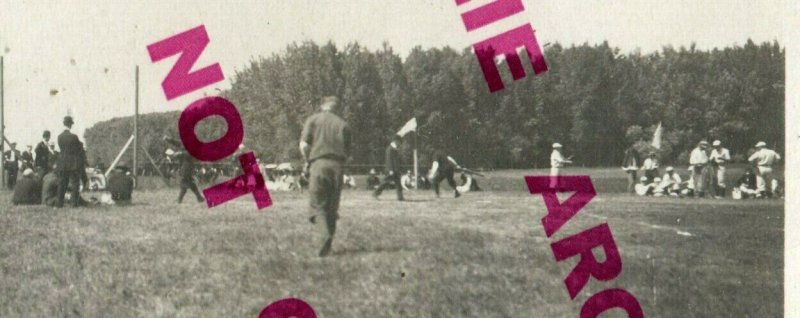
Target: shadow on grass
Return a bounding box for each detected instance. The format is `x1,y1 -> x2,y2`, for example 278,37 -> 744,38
334,245 -> 409,256
400,199 -> 433,203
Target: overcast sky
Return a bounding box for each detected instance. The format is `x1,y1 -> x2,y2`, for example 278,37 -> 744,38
0,0 -> 783,148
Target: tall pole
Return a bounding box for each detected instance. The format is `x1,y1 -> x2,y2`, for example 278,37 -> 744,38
0,56 -> 4,188
133,66 -> 139,182
413,129 -> 418,189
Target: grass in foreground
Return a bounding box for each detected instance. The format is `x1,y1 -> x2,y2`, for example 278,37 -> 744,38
0,172 -> 783,317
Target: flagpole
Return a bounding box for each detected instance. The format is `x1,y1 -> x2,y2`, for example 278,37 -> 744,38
413,129 -> 418,189
0,56 -> 4,188
133,66 -> 139,184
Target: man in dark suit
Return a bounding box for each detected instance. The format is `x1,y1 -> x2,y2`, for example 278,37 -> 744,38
56,116 -> 84,208
34,130 -> 52,174
4,142 -> 21,189
373,135 -> 404,201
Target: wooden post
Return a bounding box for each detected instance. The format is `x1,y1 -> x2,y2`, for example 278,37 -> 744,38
133,66 -> 139,184
413,130 -> 418,189
0,56 -> 4,188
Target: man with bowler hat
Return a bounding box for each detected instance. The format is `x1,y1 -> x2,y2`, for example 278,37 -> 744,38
56,116 -> 84,207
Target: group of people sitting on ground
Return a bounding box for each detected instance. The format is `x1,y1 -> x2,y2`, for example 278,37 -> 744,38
7,116 -> 137,207
626,139 -> 782,199
12,164 -> 135,206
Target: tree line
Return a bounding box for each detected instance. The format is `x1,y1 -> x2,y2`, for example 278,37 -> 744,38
84,39 -> 784,170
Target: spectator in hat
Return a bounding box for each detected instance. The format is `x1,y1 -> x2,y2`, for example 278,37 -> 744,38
35,130 -> 53,175
660,166 -> 683,196
652,177 -> 665,196
549,143 -> 572,189
56,116 -> 85,207
21,145 -> 34,171
641,151 -> 659,183
3,141 -> 20,189
748,141 -> 781,198
709,140 -> 731,197
689,140 -> 710,197
12,168 -> 42,205
635,176 -> 654,196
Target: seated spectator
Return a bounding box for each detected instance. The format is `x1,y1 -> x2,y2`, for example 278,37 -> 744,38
652,177 -> 665,196
42,168 -> 60,206
12,169 -> 42,205
733,168 -> 759,199
659,166 -> 683,197
401,170 -> 414,190
366,168 -> 381,190
86,167 -> 107,190
107,166 -> 134,204
634,176 -> 654,196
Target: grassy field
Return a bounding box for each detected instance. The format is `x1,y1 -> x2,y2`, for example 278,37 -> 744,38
0,168 -> 783,317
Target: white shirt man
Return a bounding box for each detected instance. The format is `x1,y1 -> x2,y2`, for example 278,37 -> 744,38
688,141 -> 710,196
748,141 -> 781,196
689,144 -> 709,166
641,157 -> 658,170
549,143 -> 572,188
659,166 -> 683,195
709,140 -> 731,196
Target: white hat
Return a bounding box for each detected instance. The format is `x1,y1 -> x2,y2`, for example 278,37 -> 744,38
640,176 -> 648,181
699,140 -> 709,145
666,166 -> 674,172
755,141 -> 766,148
165,149 -> 175,156
712,140 -> 721,146
23,168 -> 34,177
552,143 -> 562,148
654,177 -> 662,183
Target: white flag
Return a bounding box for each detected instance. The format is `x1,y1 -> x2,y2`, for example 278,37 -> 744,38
397,117 -> 417,137
651,122 -> 663,150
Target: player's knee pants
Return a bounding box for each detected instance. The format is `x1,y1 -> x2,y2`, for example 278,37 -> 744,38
716,166 -> 726,187
309,159 -> 343,219
549,167 -> 560,188
757,167 -> 773,192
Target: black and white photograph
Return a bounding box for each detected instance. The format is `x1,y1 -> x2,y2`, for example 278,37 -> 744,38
0,1 -> 793,317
